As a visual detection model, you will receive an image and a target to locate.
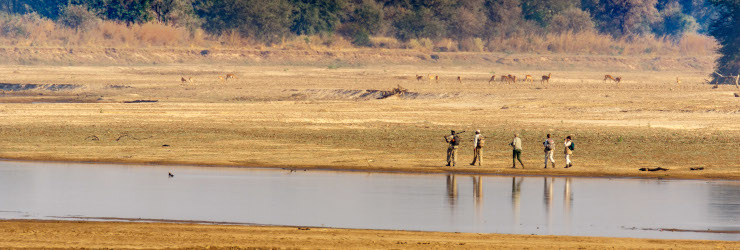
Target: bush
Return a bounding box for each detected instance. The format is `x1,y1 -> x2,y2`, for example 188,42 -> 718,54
58,5 -> 100,31
549,8 -> 594,34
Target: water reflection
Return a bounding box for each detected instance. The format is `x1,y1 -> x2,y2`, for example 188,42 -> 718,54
511,177 -> 523,227
1,161 -> 739,241
473,176 -> 483,217
446,174 -> 457,207
564,177 -> 573,218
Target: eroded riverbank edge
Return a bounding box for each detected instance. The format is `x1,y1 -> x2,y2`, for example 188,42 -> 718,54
2,157 -> 739,181
0,219 -> 737,249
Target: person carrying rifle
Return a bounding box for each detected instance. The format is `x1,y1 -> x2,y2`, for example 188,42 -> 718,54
444,130 -> 464,167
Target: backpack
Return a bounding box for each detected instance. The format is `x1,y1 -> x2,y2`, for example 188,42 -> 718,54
452,135 -> 461,146
545,140 -> 553,151
568,142 -> 575,151
477,136 -> 485,148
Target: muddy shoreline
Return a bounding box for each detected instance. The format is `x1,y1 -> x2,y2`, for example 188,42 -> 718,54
2,157 -> 738,181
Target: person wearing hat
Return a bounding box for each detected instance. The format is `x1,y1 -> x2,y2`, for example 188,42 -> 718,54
564,136 -> 574,168
444,130 -> 461,166
510,133 -> 524,168
470,130 -> 483,166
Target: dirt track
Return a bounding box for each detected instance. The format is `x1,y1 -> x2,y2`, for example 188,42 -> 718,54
1,220 -> 737,249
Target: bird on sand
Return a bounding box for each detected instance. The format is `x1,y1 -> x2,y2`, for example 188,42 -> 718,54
168,172 -> 174,178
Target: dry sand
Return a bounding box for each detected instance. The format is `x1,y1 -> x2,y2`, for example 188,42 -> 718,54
1,220 -> 738,249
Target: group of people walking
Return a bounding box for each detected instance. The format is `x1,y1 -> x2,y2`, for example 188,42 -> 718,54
444,131 -> 575,168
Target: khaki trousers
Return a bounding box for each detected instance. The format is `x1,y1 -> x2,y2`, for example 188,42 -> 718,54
447,146 -> 458,166
471,147 -> 482,165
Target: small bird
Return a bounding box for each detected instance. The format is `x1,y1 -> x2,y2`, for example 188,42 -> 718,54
168,172 -> 174,178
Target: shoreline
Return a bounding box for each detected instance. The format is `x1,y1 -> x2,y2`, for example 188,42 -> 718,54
2,156 -> 738,181
0,219 -> 737,249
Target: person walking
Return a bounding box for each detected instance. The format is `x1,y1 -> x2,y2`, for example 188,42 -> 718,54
543,134 -> 555,168
510,133 -> 524,168
444,130 -> 462,167
564,136 -> 574,168
470,130 -> 483,166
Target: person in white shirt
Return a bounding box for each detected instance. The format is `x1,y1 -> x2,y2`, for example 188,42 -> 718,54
543,134 -> 555,168
470,130 -> 482,166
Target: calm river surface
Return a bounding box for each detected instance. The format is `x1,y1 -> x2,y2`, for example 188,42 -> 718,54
0,160 -> 738,241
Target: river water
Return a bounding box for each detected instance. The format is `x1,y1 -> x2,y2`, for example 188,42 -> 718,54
0,160 -> 738,241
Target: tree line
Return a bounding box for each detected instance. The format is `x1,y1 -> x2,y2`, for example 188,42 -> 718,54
0,0 -> 738,76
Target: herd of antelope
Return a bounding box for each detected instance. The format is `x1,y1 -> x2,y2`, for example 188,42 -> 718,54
415,73 -> 553,84
413,73 -> 635,85
180,73 -> 238,84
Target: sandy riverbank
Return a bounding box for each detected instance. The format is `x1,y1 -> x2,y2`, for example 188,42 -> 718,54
1,64 -> 739,180
1,220 -> 737,249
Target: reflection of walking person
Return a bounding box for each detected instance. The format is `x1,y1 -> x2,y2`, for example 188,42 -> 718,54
564,136 -> 574,168
510,133 -> 524,168
444,130 -> 461,167
543,134 -> 555,168
470,130 -> 483,166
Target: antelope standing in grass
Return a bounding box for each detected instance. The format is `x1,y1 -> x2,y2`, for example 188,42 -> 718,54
226,74 -> 237,80
181,77 -> 192,83
523,75 -> 533,83
509,75 -> 517,83
435,75 -> 439,82
457,76 -> 462,84
615,77 -> 622,83
488,75 -> 496,83
416,74 -> 424,81
676,77 -> 681,85
501,75 -> 511,84
541,73 -> 551,84
604,75 -> 618,83
218,75 -> 225,81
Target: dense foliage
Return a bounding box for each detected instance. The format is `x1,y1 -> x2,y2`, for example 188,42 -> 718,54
0,0 -> 721,46
708,0 -> 740,76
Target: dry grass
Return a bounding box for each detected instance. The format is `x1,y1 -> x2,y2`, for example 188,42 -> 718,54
0,64 -> 738,180
0,13 -> 717,56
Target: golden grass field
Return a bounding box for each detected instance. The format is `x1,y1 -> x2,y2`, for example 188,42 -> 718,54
0,55 -> 739,248
0,62 -> 738,179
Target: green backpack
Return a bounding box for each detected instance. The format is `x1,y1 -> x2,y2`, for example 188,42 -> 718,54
568,142 -> 575,151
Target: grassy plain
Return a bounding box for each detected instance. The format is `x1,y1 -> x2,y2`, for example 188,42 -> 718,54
0,61 -> 738,180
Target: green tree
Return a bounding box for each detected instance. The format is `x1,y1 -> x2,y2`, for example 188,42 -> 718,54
290,0 -> 347,35
588,0 -> 660,39
708,0 -> 740,77
0,0 -> 68,19
58,4 -> 100,31
549,7 -> 594,34
521,0 -> 577,26
482,0 -> 523,40
195,0 -> 293,44
652,1 -> 698,39
73,0 -> 153,24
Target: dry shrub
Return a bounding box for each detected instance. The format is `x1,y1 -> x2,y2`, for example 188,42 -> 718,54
369,36 -> 401,49
0,12 -> 717,57
677,32 -> 717,55
135,22 -> 185,46
434,38 -> 456,52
